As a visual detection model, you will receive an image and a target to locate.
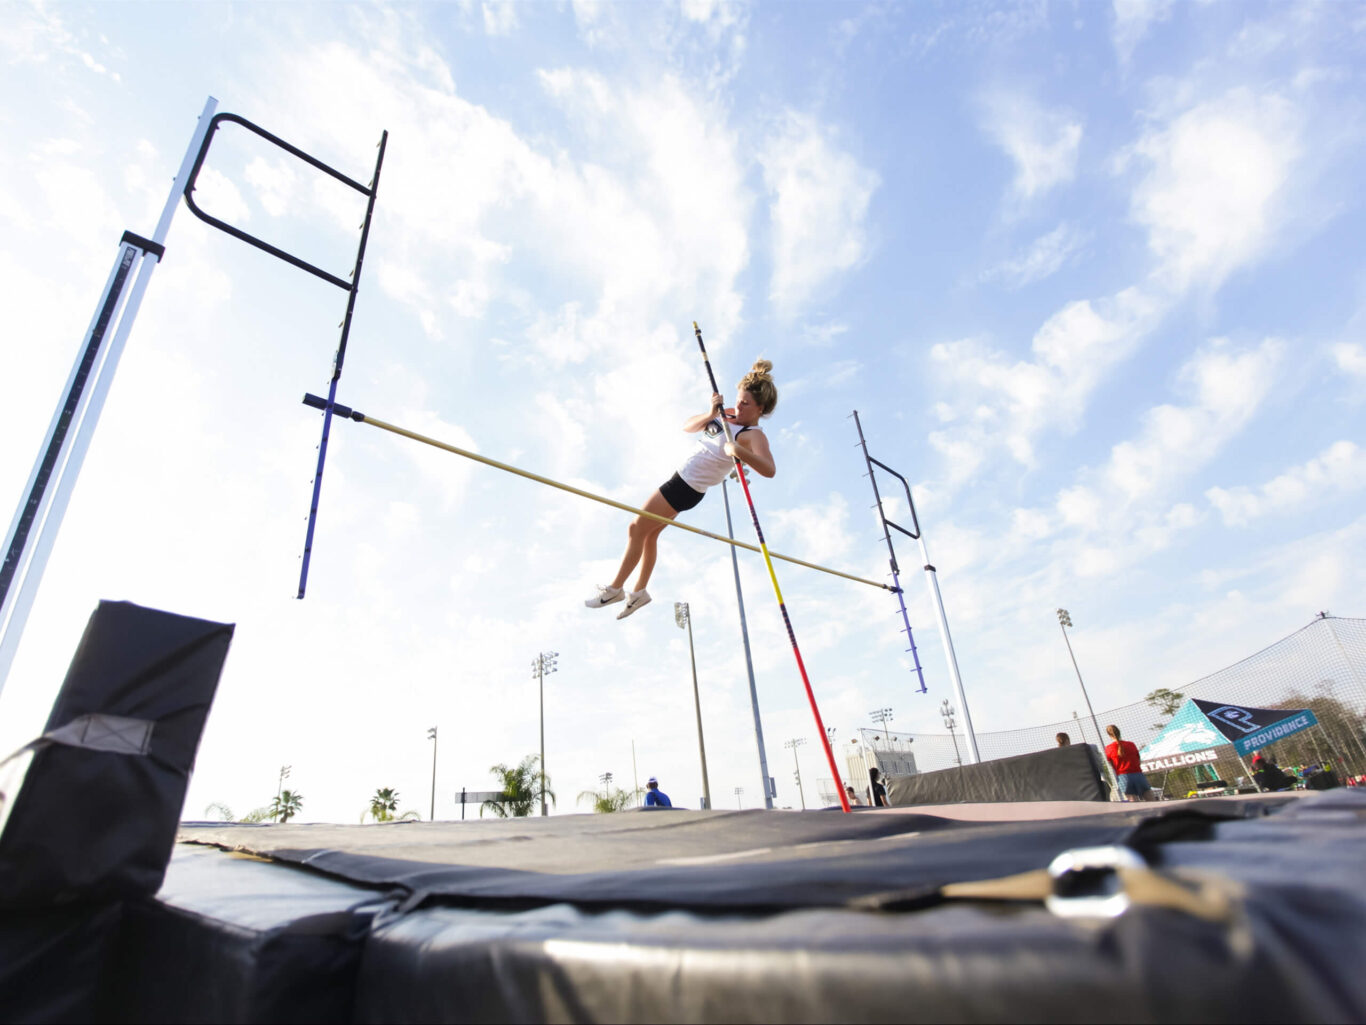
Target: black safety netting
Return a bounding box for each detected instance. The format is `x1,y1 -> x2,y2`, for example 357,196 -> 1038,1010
819,616 -> 1366,804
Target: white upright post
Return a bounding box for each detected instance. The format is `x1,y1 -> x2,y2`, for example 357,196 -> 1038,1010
917,534 -> 981,763
0,97 -> 218,697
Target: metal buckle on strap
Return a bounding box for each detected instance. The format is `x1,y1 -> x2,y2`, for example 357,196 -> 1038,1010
1045,845 -> 1146,919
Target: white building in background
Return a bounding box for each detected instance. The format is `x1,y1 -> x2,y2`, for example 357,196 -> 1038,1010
815,733 -> 919,806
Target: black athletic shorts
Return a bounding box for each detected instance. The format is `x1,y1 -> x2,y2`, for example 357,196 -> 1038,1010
659,472 -> 705,512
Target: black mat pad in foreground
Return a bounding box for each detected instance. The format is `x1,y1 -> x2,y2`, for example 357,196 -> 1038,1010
179,796 -> 1291,913
159,792 -> 1366,1023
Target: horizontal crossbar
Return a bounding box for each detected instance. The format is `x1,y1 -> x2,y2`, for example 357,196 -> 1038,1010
302,393 -> 895,593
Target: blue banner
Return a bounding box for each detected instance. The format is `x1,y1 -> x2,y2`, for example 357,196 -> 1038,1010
1233,709 -> 1319,757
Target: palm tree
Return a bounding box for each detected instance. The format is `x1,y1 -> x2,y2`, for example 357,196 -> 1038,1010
576,785 -> 636,814
482,754 -> 555,817
203,801 -> 234,820
367,787 -> 401,823
270,789 -> 304,823
361,787 -> 423,823
239,806 -> 274,823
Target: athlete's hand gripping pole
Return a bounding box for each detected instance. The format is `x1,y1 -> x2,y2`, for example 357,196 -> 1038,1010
692,322 -> 852,813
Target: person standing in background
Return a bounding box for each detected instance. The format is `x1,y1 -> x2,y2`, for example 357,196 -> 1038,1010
868,767 -> 888,808
643,776 -> 673,808
1104,724 -> 1154,802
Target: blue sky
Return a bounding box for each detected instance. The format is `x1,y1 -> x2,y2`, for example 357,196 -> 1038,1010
1,1 -> 1363,820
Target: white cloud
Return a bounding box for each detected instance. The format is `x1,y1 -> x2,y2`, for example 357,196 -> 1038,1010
481,1 -> 518,35
0,1 -> 120,80
1207,441 -> 1366,526
1009,507 -> 1053,542
1332,342 -> 1366,379
681,0 -> 743,34
930,286 -> 1160,469
189,166 -> 250,226
243,156 -> 300,218
934,85 -> 1307,490
1056,485 -> 1102,531
979,92 -> 1082,201
927,429 -> 987,487
1104,337 -> 1283,501
984,222 -> 1088,287
1111,0 -> 1172,66
1127,88 -> 1301,291
1134,501 -> 1203,552
760,111 -> 879,319
768,493 -> 855,567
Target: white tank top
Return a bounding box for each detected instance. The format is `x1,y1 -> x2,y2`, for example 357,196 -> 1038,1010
678,419 -> 758,492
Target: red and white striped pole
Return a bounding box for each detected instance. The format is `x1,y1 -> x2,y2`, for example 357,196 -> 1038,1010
692,323 -> 851,813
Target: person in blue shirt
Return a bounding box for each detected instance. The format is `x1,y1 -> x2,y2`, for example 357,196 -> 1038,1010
643,776 -> 672,808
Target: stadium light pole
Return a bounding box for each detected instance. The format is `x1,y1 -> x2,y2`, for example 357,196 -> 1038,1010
785,737 -> 807,810
532,651 -> 558,816
427,726 -> 438,821
940,700 -> 962,765
675,602 -> 712,810
870,707 -> 894,746
734,785 -> 744,809
631,739 -> 640,807
1057,609 -> 1117,793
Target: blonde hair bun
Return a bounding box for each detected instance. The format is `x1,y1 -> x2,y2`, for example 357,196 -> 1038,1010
739,358 -> 778,416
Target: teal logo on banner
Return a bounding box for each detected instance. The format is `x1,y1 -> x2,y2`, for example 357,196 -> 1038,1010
1232,709 -> 1319,757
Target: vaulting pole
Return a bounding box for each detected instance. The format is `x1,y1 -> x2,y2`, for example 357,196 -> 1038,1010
690,323 -> 851,813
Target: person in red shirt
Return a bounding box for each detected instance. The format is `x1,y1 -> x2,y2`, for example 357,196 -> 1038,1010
1105,724 -> 1155,802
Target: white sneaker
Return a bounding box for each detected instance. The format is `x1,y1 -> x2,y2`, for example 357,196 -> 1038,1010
616,589 -> 652,619
585,585 -> 624,609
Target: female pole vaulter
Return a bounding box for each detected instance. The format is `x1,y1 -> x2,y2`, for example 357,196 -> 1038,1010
585,360 -> 778,620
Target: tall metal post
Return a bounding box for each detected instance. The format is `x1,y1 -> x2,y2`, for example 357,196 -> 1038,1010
0,97 -> 218,697
785,737 -> 807,810
1057,609 -> 1116,794
675,602 -> 712,810
631,739 -> 640,807
532,651 -> 558,816
427,726 -> 438,821
722,479 -> 774,808
924,560 -> 980,763
941,700 -> 962,765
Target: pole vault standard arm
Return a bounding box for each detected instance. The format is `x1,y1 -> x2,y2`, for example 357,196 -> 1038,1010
178,109 -> 388,601
182,113 -> 373,292
865,456 -> 922,541
851,411 -> 980,760
851,410 -> 927,694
